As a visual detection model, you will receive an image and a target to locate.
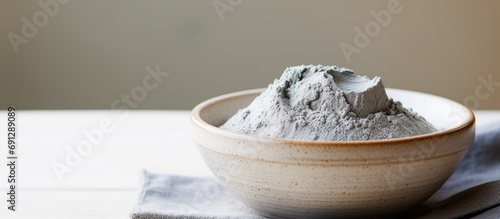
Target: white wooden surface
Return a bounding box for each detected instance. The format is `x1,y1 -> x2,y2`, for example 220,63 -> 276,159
0,110 -> 499,219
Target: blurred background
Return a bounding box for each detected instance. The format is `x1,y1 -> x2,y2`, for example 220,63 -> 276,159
1,0 -> 499,110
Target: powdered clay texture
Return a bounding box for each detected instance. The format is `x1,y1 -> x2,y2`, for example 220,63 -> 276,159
220,65 -> 437,141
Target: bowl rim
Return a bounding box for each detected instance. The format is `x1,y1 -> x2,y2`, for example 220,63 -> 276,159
191,88 -> 475,146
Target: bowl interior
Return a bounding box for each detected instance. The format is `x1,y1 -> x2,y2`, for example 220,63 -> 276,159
386,89 -> 473,131
198,89 -> 264,127
198,88 -> 473,135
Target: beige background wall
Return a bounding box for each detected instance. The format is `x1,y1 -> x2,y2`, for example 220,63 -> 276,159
1,0 -> 499,110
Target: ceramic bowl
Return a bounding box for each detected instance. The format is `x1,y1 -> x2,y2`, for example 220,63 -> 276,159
191,88 -> 475,218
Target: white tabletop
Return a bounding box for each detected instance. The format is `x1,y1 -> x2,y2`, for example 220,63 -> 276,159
0,110 -> 499,218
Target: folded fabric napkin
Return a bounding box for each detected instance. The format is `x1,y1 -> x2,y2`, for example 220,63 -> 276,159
129,172 -> 265,219
130,121 -> 500,219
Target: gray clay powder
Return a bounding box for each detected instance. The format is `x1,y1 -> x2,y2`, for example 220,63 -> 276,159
220,65 -> 437,141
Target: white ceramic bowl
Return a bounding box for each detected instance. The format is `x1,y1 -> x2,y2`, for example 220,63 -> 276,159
191,88 -> 475,218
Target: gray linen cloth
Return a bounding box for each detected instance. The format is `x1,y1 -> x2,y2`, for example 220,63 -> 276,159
130,121 -> 500,219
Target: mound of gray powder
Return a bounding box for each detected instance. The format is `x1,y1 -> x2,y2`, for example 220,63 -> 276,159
220,65 -> 437,141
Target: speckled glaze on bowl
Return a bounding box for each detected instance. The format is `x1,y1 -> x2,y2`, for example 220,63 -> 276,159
191,88 -> 475,219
